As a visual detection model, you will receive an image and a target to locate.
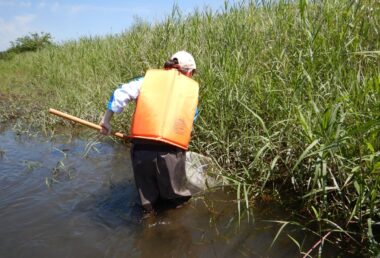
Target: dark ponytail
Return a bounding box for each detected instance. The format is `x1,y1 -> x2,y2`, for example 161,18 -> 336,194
164,58 -> 194,76
164,58 -> 180,70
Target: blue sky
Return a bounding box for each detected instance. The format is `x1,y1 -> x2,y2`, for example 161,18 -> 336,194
0,0 -> 226,51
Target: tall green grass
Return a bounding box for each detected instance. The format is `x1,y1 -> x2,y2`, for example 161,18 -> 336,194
0,0 -> 379,255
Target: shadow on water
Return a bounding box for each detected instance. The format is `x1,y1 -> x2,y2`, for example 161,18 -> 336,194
83,181 -> 142,227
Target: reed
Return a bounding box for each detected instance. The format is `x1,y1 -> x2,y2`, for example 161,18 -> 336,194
0,0 -> 379,255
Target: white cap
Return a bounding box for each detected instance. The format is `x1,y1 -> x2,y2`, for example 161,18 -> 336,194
171,51 -> 196,70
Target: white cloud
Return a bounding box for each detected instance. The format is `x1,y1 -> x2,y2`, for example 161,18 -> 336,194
19,1 -> 32,8
38,1 -> 46,8
0,14 -> 37,51
50,2 -> 60,12
68,4 -> 150,15
0,1 -> 32,8
14,14 -> 35,24
0,1 -> 16,7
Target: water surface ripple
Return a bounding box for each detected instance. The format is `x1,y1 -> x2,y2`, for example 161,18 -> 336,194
0,126 -> 339,258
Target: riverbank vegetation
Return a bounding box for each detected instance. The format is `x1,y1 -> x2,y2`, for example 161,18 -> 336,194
0,0 -> 379,256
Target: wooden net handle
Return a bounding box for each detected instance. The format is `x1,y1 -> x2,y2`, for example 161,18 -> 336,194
48,108 -> 126,139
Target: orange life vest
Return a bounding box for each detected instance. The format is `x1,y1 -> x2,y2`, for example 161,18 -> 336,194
129,69 -> 199,150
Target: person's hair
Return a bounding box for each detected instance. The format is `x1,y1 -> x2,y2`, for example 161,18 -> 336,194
164,58 -> 180,69
164,58 -> 195,76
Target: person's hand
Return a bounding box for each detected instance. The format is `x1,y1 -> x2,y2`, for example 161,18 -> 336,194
99,109 -> 114,135
100,121 -> 111,135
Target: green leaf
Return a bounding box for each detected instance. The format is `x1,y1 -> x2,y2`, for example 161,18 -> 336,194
270,221 -> 289,248
372,162 -> 380,174
367,142 -> 375,153
292,139 -> 319,173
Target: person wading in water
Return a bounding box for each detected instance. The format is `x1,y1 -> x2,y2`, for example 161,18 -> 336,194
100,51 -> 199,218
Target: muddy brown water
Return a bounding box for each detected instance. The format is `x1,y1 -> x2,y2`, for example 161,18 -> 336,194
0,125 -> 346,258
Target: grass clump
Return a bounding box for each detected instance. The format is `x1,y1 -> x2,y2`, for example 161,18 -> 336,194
0,0 -> 379,256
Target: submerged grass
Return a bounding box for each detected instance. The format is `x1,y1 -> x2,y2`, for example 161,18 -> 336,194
0,0 -> 379,255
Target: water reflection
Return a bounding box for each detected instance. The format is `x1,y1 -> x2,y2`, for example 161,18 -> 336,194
0,126 -> 345,258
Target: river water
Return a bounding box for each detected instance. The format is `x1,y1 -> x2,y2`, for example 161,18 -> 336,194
0,124 -> 345,258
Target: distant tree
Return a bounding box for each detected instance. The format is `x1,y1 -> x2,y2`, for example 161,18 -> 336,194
0,32 -> 54,60
10,32 -> 53,53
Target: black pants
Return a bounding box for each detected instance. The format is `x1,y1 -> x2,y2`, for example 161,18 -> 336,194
131,140 -> 191,211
